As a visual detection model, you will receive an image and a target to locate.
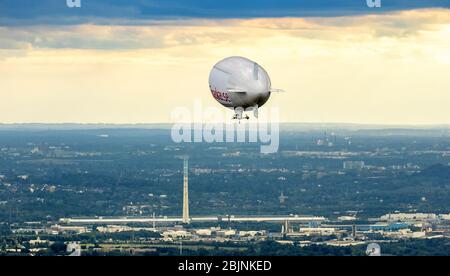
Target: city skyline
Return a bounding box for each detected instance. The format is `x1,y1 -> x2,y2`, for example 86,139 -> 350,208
1,125 -> 450,256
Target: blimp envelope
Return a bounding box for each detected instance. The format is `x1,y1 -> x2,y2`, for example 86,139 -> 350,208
209,66 -> 233,105
210,66 -> 230,93
209,56 -> 283,111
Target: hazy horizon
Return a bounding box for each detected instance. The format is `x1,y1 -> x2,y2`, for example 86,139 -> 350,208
1,121 -> 450,129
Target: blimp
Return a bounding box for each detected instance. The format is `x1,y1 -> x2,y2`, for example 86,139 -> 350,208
209,56 -> 284,120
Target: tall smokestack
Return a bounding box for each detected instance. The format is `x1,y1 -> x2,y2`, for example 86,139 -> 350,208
182,157 -> 190,224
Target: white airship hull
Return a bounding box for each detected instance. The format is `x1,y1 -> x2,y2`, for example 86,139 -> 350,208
209,56 -> 274,119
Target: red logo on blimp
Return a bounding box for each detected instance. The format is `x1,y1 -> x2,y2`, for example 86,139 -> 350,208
210,86 -> 231,103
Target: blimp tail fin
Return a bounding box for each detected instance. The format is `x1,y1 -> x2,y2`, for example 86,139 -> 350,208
253,63 -> 259,80
228,88 -> 284,93
227,89 -> 247,93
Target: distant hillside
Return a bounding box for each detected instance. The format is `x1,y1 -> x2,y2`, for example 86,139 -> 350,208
0,123 -> 173,131
1,123 -> 449,136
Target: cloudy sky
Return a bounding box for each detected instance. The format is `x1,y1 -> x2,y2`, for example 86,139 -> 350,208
1,0 -> 449,124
